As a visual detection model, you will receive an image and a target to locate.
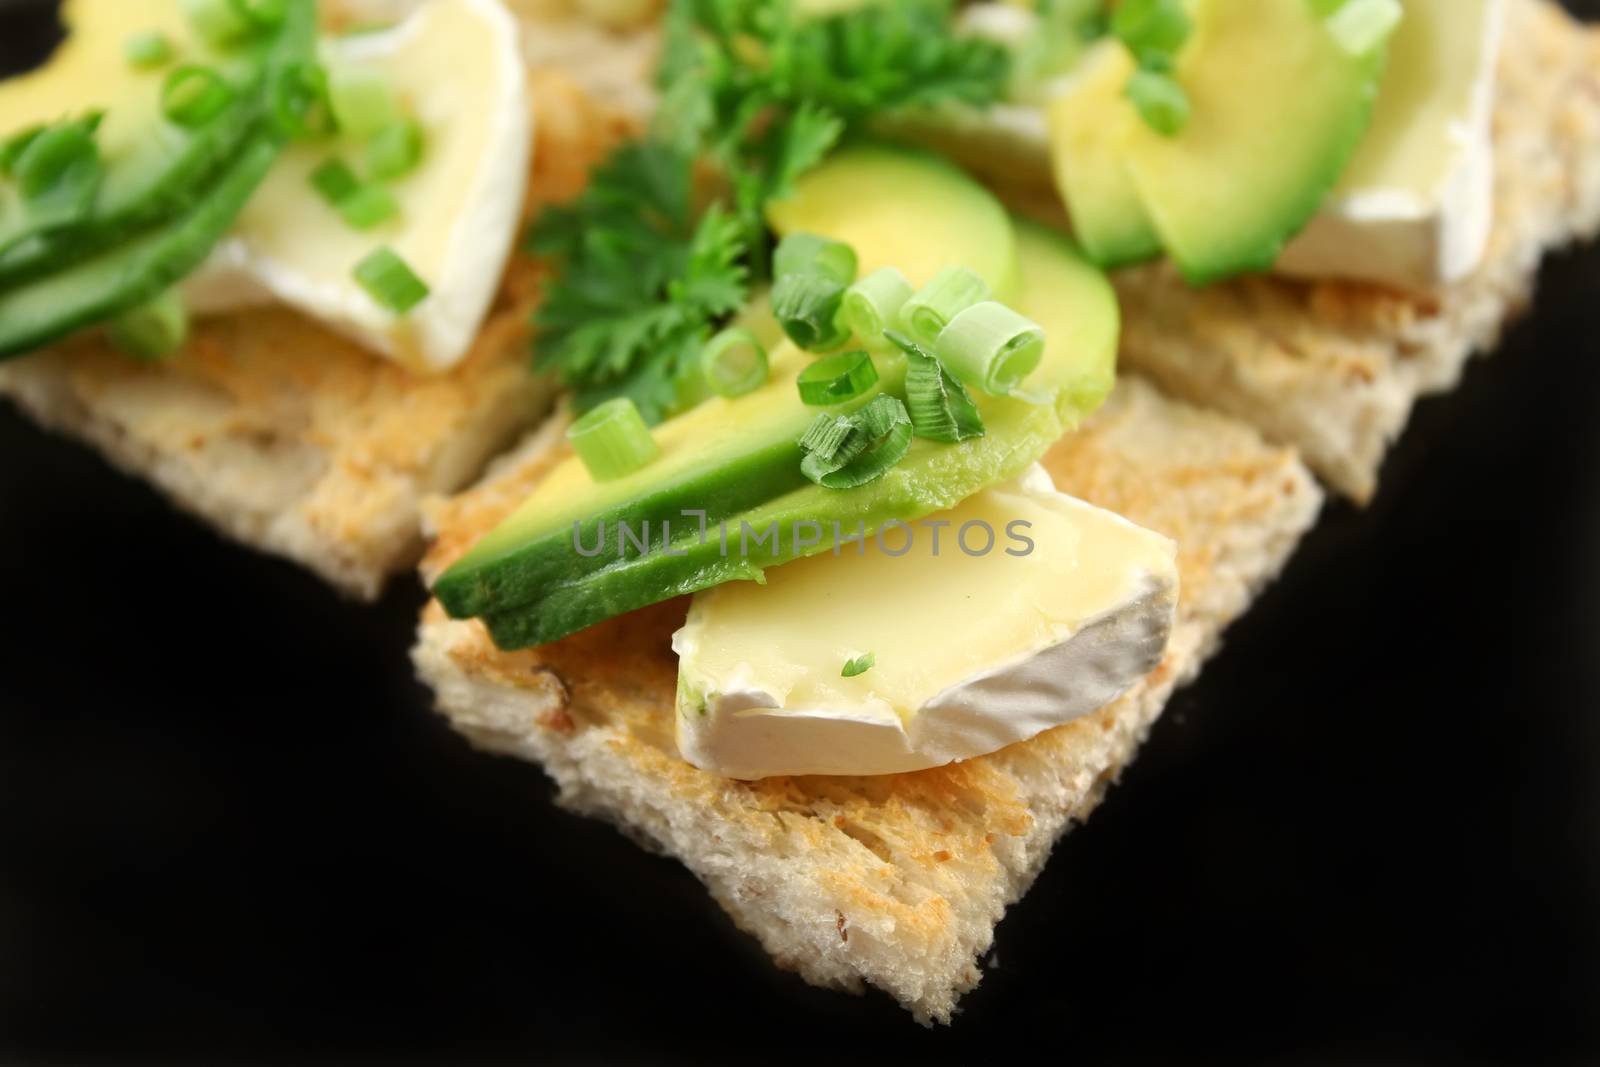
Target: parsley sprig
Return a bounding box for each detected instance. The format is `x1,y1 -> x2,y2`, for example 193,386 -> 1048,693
528,0 -> 1010,424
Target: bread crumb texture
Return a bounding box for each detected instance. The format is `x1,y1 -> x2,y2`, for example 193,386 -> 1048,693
1114,0 -> 1600,501
414,379 -> 1323,1023
0,57 -> 635,597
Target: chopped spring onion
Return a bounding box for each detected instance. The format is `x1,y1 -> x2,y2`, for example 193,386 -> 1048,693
180,0 -> 254,47
772,272 -> 848,352
234,0 -> 289,28
840,267 -> 913,347
800,412 -> 855,459
353,246 -> 429,313
270,60 -> 336,139
162,66 -> 235,128
671,353 -> 714,413
107,289 -> 189,361
124,30 -> 174,69
796,349 -> 878,406
0,125 -> 45,177
328,65 -> 399,141
899,266 -> 990,349
699,326 -> 769,397
1111,0 -> 1191,68
799,395 -> 912,490
365,117 -> 425,181
567,397 -> 660,482
14,117 -> 102,226
1322,0 -> 1403,57
309,159 -> 397,231
887,329 -> 984,443
1124,69 -> 1189,137
309,158 -> 360,205
934,301 -> 1046,396
337,184 -> 399,230
772,232 -> 857,286
841,652 -> 875,678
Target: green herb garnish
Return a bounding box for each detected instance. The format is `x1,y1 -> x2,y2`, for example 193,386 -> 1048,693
1124,68 -> 1190,138
841,653 -> 876,678
353,246 -> 429,313
124,30 -> 174,70
888,329 -> 984,443
1113,0 -> 1192,135
161,66 -> 235,128
527,0 -> 1009,423
566,396 -> 660,482
699,326 -> 769,398
796,350 -> 877,406
365,117 -> 424,180
107,289 -> 189,361
772,271 -> 849,352
934,301 -> 1046,396
900,265 -> 990,349
799,394 -> 912,489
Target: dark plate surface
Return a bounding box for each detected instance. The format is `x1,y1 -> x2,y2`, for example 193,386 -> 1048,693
1,1 -> 1598,1062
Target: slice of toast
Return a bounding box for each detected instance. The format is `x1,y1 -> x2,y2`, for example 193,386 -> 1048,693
1043,0 -> 1600,501
0,60 -> 633,597
412,378 -> 1322,1023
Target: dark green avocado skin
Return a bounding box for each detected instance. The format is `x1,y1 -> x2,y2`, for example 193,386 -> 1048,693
431,434 -> 814,623
0,0 -> 317,356
0,130 -> 279,358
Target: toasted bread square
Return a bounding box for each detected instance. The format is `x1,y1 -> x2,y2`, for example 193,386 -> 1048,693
1111,0 -> 1600,500
413,379 -> 1322,1022
0,61 -> 633,597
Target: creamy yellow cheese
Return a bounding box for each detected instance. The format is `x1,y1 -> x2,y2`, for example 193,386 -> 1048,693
935,0 -> 1504,291
0,0 -> 231,212
186,0 -> 532,371
1273,0 -> 1505,289
673,466 -> 1178,779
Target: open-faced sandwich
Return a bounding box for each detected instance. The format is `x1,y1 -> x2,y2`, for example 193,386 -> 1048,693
0,0 -> 625,594
3,0 -> 1598,1027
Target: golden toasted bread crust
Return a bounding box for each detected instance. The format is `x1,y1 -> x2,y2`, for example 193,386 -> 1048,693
0,68 -> 633,597
414,379 -> 1322,1022
1114,0 -> 1600,500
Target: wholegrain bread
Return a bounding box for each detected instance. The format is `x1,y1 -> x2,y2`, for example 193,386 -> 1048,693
412,378 -> 1322,1023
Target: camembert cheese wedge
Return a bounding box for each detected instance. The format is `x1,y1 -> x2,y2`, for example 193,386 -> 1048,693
186,0 -> 532,371
1275,0 -> 1504,289
673,466 -> 1179,779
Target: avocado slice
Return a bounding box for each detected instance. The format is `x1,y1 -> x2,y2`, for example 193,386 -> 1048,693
1118,0 -> 1391,284
0,0 -> 316,285
766,142 -> 1020,299
477,223 -> 1118,649
432,143 -> 1020,623
1046,40 -> 1163,270
0,129 -> 279,358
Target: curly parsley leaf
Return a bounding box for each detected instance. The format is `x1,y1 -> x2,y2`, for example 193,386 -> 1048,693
531,0 -> 1010,423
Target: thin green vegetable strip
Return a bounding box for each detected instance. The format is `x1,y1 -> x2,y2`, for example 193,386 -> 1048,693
567,397 -> 660,482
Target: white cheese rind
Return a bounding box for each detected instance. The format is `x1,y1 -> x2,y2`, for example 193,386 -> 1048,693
936,0 -> 1504,290
186,0 -> 532,371
1275,0 -> 1504,289
673,467 -> 1179,780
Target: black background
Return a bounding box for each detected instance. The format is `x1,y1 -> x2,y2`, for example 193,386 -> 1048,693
2,1 -> 1599,1062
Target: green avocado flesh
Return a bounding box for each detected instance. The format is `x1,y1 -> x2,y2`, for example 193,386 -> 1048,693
461,223 -> 1119,650
1120,0 -> 1389,284
432,143 -> 1020,625
766,143 -> 1020,300
1047,41 -> 1162,270
0,0 -> 315,354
